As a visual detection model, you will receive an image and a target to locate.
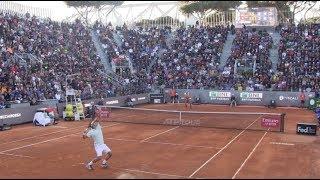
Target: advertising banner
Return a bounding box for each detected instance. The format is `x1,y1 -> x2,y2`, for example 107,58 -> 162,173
0,105 -> 49,126
95,106 -> 110,118
274,92 -> 314,107
261,118 -> 280,128
278,95 -> 298,101
105,100 -> 119,105
308,98 -> 320,110
240,92 -> 263,102
296,123 -> 317,136
171,89 -> 315,107
209,91 -> 231,101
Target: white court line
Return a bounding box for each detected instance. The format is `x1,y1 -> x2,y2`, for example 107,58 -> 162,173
140,126 -> 180,142
112,167 -> 187,178
188,115 -> 262,178
0,133 -> 79,153
144,141 -> 220,149
0,121 -> 120,146
270,142 -> 295,146
0,152 -> 34,158
72,162 -> 85,167
232,129 -> 269,179
0,123 -> 120,154
1,125 -> 44,134
70,163 -> 187,178
105,137 -> 220,149
50,125 -> 68,128
0,125 -> 87,146
105,137 -> 140,142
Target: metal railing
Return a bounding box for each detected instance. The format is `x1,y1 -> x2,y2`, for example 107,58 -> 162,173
204,10 -> 236,27
0,1 -> 54,20
0,1 -> 317,29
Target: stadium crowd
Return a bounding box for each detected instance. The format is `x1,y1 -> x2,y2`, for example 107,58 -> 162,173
275,23 -> 320,92
1,11 -> 319,106
94,22 -> 168,95
150,25 -> 228,89
0,12 -> 131,105
221,27 -> 274,91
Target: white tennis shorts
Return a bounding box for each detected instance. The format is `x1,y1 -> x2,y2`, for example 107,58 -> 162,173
94,143 -> 111,156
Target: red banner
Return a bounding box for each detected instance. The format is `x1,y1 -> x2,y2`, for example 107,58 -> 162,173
261,118 -> 279,128
95,107 -> 110,118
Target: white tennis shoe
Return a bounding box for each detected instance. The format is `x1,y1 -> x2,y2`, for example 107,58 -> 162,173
101,162 -> 109,168
86,163 -> 94,170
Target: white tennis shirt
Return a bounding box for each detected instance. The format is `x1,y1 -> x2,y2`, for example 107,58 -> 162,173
86,123 -> 105,146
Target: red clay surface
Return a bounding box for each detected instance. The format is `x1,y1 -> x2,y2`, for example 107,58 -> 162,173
0,103 -> 319,179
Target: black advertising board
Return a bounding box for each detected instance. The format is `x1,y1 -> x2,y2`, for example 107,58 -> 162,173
296,123 -> 317,136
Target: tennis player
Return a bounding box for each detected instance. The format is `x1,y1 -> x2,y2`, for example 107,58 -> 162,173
82,105 -> 112,170
184,92 -> 192,110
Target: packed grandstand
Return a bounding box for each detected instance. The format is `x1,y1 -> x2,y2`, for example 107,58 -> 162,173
0,4 -> 319,107
1,1 -> 320,179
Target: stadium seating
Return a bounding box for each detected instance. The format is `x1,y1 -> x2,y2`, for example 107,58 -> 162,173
222,27 -> 274,91
276,23 -> 320,91
150,25 -> 228,89
0,12 -> 116,102
1,11 -> 319,104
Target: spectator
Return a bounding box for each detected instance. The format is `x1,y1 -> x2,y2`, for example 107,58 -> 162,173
0,11 -> 319,105
299,90 -> 306,108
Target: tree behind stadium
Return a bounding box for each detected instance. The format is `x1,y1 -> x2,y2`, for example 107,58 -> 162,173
179,1 -> 242,24
180,1 -> 318,24
64,1 -> 124,27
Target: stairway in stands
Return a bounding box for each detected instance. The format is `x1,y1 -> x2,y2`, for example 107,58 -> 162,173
112,31 -> 123,51
112,31 -> 134,73
146,30 -> 175,75
219,33 -> 236,70
91,29 -> 125,85
90,30 -> 112,73
269,31 -> 281,72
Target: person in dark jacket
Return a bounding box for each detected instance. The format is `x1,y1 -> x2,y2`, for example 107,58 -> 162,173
230,94 -> 237,107
125,96 -> 134,108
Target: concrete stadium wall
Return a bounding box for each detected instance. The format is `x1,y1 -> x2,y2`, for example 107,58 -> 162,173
0,104 -> 51,126
166,89 -> 315,107
1,90 -> 315,127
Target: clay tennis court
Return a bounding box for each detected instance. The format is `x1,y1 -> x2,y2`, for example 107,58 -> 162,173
0,104 -> 319,179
